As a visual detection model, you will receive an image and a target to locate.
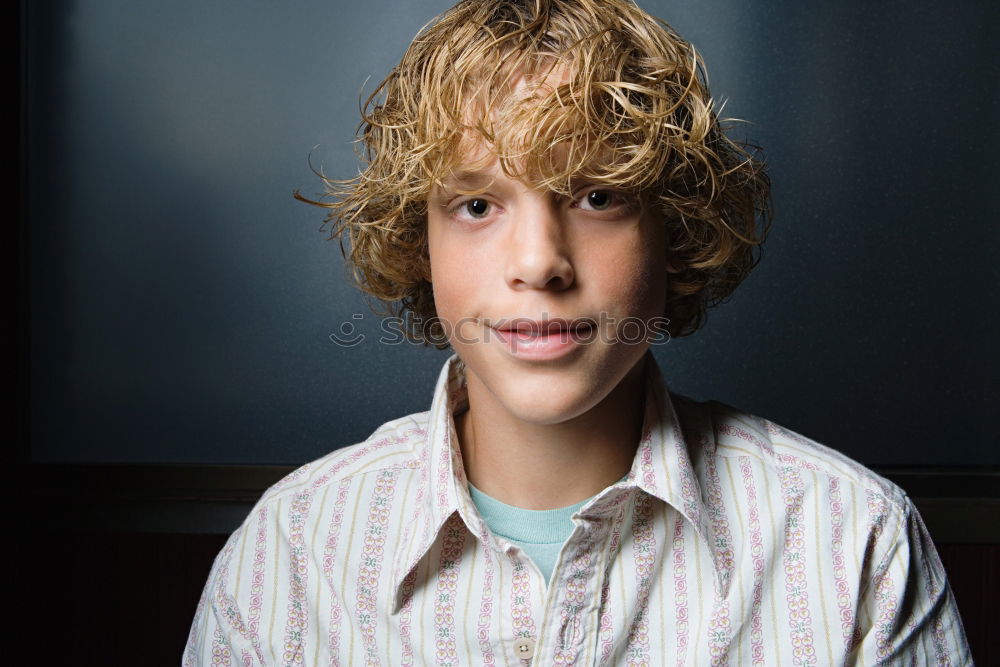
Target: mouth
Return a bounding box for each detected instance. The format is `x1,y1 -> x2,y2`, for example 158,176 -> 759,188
493,318 -> 595,337
488,317 -> 596,360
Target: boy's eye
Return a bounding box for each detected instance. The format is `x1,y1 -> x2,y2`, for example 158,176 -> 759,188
464,198 -> 490,218
577,188 -> 632,213
586,190 -> 613,210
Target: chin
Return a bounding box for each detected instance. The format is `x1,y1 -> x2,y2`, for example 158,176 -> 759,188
497,379 -> 606,425
459,343 -> 646,426
505,402 -> 591,426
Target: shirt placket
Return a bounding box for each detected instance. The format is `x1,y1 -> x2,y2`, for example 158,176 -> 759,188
454,496 -> 549,666
527,488 -> 634,666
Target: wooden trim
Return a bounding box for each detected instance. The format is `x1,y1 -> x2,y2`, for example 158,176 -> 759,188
26,463 -> 1000,541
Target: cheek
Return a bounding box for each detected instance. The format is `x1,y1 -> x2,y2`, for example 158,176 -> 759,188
427,222 -> 484,320
591,236 -> 668,315
631,222 -> 670,311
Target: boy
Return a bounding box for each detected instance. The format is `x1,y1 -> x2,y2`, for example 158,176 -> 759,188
186,0 -> 969,664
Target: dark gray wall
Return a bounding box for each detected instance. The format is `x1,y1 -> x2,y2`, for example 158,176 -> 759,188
28,0 -> 998,465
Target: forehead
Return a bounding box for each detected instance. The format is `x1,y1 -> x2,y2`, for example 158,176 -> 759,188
506,61 -> 573,100
432,136 -> 611,198
459,63 -> 573,147
432,63 -> 609,195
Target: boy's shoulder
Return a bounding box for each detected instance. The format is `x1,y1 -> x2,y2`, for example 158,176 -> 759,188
254,410 -> 432,508
672,392 -> 909,510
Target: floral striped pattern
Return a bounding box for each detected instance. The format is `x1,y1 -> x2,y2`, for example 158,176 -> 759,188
704,455 -> 734,666
510,556 -> 537,649
323,478 -> 352,665
357,469 -> 400,666
779,465 -> 818,666
827,475 -> 856,651
282,490 -> 316,666
434,514 -> 467,666
397,568 -> 417,667
471,519 -> 497,665
671,511 -> 690,666
185,353 -> 970,666
552,528 -> 601,665
625,492 -> 656,667
739,457 -> 766,666
598,500 -> 628,664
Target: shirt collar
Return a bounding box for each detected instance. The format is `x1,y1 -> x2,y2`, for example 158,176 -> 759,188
390,352 -> 720,610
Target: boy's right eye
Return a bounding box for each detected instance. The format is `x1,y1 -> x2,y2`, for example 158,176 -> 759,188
460,198 -> 490,219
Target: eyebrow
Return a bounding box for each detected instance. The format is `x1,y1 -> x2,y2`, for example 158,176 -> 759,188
431,169 -> 631,204
432,170 -> 498,198
441,170 -> 496,187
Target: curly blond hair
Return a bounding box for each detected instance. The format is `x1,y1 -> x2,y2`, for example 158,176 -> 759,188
298,0 -> 771,347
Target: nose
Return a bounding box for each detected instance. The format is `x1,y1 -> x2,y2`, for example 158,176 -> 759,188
504,196 -> 575,291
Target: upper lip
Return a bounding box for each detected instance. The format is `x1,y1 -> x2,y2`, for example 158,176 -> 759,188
492,318 -> 595,335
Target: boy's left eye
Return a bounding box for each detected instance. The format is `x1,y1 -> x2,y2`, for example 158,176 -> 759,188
585,190 -> 613,210
576,188 -> 631,213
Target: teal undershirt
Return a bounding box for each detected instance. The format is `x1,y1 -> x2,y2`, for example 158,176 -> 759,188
467,483 -> 593,583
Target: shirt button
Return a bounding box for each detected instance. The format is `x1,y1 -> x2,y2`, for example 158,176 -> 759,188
513,636 -> 536,660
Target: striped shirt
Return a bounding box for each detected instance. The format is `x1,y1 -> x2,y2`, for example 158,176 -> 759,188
185,353 -> 970,666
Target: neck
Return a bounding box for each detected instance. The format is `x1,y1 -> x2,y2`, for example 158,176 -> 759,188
456,354 -> 648,510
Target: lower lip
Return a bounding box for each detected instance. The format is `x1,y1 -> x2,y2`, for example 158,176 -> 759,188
491,326 -> 594,360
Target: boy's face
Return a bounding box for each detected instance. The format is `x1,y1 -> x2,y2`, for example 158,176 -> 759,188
426,139 -> 670,427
